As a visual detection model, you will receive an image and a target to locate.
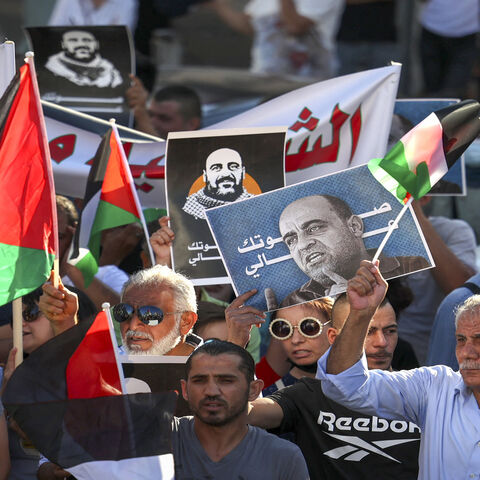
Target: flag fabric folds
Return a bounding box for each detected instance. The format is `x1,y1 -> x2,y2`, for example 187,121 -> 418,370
368,99 -> 480,203
2,311 -> 176,480
71,125 -> 146,286
0,61 -> 57,305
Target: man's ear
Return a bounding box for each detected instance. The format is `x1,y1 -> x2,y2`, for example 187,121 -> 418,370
248,378 -> 264,401
180,311 -> 198,335
180,379 -> 188,401
326,327 -> 338,345
347,215 -> 364,237
186,117 -> 201,131
202,170 -> 206,183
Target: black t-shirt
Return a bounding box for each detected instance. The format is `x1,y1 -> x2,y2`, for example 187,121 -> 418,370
268,377 -> 420,480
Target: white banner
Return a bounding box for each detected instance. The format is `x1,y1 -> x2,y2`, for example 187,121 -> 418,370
212,65 -> 401,185
44,65 -> 400,208
0,41 -> 16,97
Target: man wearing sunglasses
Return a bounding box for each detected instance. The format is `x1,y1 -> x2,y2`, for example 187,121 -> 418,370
226,286 -> 419,479
39,265 -> 200,356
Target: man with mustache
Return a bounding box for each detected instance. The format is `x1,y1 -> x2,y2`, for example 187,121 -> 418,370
317,260 -> 480,479
278,194 -> 428,304
45,29 -> 122,88
182,148 -> 253,220
175,339 -> 309,479
39,264 -> 201,356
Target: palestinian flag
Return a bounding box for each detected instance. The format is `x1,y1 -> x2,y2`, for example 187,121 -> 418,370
0,59 -> 57,305
71,125 -> 148,286
368,99 -> 480,203
2,310 -> 176,479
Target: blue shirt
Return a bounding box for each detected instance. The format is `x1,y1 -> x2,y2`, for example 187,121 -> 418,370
316,349 -> 480,480
427,273 -> 480,369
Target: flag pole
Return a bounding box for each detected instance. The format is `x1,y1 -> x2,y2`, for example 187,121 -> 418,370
372,196 -> 413,263
109,119 -> 156,267
12,298 -> 23,367
24,51 -> 59,288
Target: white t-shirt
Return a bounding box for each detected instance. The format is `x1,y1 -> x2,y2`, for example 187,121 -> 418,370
49,0 -> 138,33
420,0 -> 479,37
245,0 -> 345,78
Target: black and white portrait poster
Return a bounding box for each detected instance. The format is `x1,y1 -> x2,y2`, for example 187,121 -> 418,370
25,26 -> 134,126
166,127 -> 286,285
122,356 -> 190,416
206,164 -> 434,312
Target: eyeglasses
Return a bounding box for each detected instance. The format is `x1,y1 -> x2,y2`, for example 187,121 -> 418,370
269,317 -> 331,340
10,304 -> 41,327
112,303 -> 185,327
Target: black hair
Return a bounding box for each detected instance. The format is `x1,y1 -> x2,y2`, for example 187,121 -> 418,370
186,339 -> 254,383
153,85 -> 202,121
193,301 -> 226,336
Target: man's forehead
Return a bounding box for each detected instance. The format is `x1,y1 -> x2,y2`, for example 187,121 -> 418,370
123,284 -> 174,305
63,31 -> 95,41
456,313 -> 480,334
205,149 -> 242,168
370,303 -> 397,328
190,352 -> 242,373
279,197 -> 334,232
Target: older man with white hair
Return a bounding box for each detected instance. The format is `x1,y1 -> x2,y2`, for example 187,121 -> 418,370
317,260 -> 480,480
39,264 -> 200,356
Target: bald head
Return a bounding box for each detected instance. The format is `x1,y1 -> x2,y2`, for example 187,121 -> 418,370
204,148 -> 245,201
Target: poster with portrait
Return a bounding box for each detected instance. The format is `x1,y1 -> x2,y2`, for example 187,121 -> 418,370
122,356 -> 190,416
166,127 -> 286,285
205,164 -> 434,311
393,99 -> 466,195
25,26 -> 134,126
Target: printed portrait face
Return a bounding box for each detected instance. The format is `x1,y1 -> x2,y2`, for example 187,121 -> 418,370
279,195 -> 365,285
203,148 -> 245,201
61,30 -> 99,62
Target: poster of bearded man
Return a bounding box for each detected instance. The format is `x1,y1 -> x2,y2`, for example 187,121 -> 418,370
166,127 -> 286,284
25,25 -> 133,126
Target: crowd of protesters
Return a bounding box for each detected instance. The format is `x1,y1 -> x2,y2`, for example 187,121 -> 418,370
1,0 -> 480,479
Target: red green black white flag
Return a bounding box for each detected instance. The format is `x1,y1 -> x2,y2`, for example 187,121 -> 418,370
70,124 -> 152,286
2,309 -> 176,479
368,99 -> 480,203
0,58 -> 57,305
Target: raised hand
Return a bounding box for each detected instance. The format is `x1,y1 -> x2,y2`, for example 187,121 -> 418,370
225,289 -> 266,348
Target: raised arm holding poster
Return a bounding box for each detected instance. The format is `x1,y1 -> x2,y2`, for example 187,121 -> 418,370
166,127 -> 286,285
25,26 -> 134,126
205,164 -> 433,311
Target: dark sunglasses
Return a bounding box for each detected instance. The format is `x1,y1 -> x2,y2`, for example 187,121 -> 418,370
112,303 -> 185,327
269,317 -> 331,340
10,304 -> 41,327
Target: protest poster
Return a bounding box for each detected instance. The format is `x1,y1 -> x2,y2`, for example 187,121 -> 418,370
206,164 -> 434,311
393,99 -> 466,195
25,26 -> 134,126
166,127 -> 286,285
122,356 -> 190,416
